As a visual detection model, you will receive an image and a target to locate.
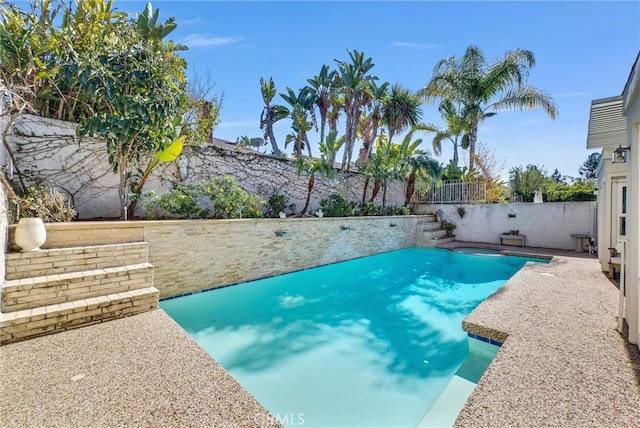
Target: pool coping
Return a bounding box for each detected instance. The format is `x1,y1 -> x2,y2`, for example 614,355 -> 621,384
454,253 -> 640,426
0,309 -> 283,427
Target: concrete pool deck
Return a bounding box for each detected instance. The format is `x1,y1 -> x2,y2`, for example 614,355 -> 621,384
452,244 -> 640,427
1,243 -> 639,427
0,309 -> 281,427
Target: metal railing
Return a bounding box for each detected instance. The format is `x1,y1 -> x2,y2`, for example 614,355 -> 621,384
419,179 -> 487,204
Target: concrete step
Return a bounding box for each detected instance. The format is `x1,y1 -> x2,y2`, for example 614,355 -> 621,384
5,242 -> 149,280
1,263 -> 154,312
417,215 -> 438,223
423,229 -> 448,239
0,287 -> 159,344
421,222 -> 442,231
418,235 -> 456,247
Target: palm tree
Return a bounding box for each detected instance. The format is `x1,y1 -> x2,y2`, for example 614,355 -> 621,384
358,80 -> 389,163
306,65 -> 336,146
380,84 -> 422,211
334,50 -> 377,170
280,86 -> 317,158
394,134 -> 442,207
360,136 -> 392,203
296,132 -> 338,215
430,100 -> 470,166
259,77 -> 288,156
418,45 -> 558,172
319,129 -> 345,167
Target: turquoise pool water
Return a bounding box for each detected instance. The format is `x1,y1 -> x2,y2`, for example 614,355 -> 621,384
161,247 -> 544,427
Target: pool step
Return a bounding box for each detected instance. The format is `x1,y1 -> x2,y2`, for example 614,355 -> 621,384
5,242 -> 149,280
1,242 -> 156,345
0,287 -> 159,344
1,263 -> 154,312
416,375 -> 476,427
416,217 -> 454,247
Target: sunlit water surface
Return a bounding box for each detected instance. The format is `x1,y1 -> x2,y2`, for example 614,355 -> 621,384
162,247 -> 542,427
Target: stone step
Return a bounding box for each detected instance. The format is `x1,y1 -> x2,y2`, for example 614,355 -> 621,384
0,287 -> 159,344
1,263 -> 154,312
421,222 -> 443,231
417,215 -> 438,223
5,242 -> 149,280
423,229 -> 448,239
417,235 -> 456,247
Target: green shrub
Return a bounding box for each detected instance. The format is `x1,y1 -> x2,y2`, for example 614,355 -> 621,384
141,186 -> 209,219
4,173 -> 76,223
544,181 -> 596,202
356,202 -> 381,216
385,206 -> 411,216
139,175 -> 264,219
265,194 -> 296,218
319,194 -> 356,217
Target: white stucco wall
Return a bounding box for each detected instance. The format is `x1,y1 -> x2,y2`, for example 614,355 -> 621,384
418,202 -> 597,250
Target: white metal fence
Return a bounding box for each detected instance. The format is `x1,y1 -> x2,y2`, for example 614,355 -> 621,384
419,180 -> 487,204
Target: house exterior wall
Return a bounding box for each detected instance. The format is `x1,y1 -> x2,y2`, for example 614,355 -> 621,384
595,148 -> 628,271
622,54 -> 640,346
7,115 -> 406,219
417,202 -> 596,250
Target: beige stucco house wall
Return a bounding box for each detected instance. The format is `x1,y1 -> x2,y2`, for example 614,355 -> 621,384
621,53 -> 640,346
587,96 -> 628,271
591,53 -> 640,347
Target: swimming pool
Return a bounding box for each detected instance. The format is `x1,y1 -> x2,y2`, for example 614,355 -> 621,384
161,247 -> 544,427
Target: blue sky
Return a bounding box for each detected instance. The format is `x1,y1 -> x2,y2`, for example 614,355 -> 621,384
100,2 -> 640,178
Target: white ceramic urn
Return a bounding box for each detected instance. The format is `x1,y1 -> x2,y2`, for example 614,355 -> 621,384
14,218 -> 47,252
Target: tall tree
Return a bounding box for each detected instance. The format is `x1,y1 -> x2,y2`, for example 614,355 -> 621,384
334,50 -> 377,170
358,80 -> 389,163
419,45 -> 558,172
75,2 -> 188,219
259,77 -> 288,156
579,152 -> 601,179
394,133 -> 442,207
430,100 -> 470,166
296,131 -> 337,215
306,65 -> 336,147
380,84 -> 422,211
280,86 -> 317,158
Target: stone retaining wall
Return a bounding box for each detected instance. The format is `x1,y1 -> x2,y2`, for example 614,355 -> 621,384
9,216 -> 423,298
7,114 -> 406,219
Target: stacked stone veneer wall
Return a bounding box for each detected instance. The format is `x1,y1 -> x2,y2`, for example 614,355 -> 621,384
416,202 -> 597,250
0,183 -> 7,283
8,216 -> 422,298
8,114 -> 406,219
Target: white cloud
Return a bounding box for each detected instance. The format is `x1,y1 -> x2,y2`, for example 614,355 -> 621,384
391,41 -> 443,50
181,34 -> 243,47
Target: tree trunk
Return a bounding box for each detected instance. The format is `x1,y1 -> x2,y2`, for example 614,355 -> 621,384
370,179 -> 382,202
404,169 -> 416,206
118,154 -> 128,220
268,123 -> 281,156
382,179 -> 388,214
301,174 -> 315,214
453,142 -> 459,166
468,121 -> 478,173
362,176 -> 370,204
305,135 -> 313,158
